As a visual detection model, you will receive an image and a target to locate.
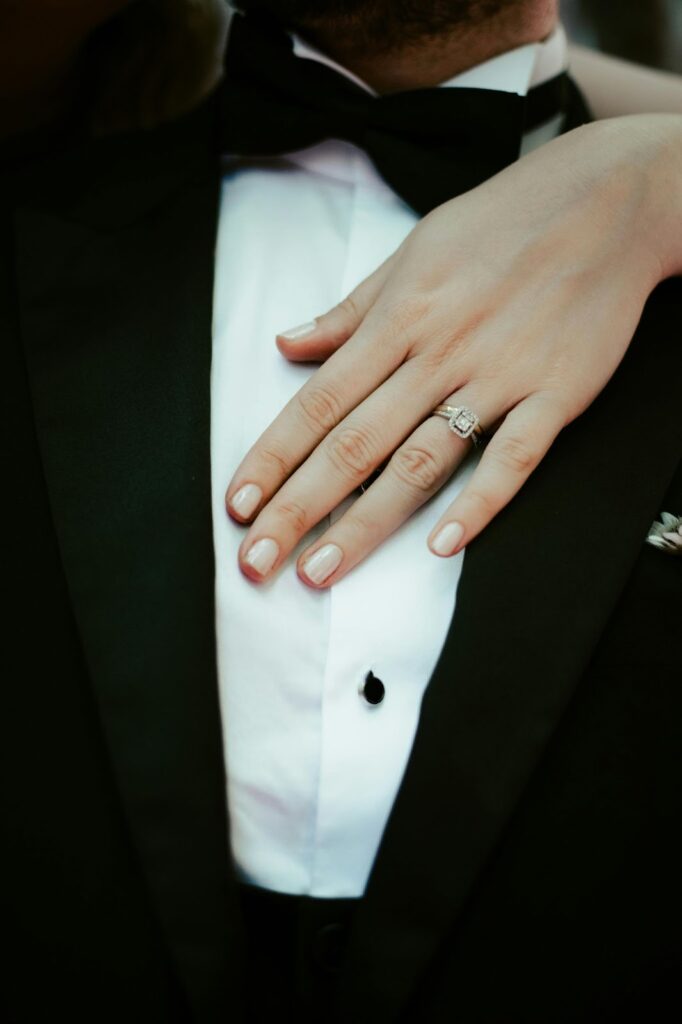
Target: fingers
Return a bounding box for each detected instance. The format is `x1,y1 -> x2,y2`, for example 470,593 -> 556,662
235,362 -> 468,582
295,395 -> 499,587
426,391 -> 568,556
226,286 -> 414,526
231,377 -> 567,588
275,253 -> 396,362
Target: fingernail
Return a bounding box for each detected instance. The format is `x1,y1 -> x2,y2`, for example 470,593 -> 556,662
430,522 -> 464,556
244,537 -> 279,576
278,320 -> 317,341
229,483 -> 262,519
301,543 -> 343,584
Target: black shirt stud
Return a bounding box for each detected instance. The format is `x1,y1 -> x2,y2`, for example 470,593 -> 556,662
361,670 -> 385,706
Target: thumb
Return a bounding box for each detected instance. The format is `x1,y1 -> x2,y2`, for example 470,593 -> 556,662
275,252 -> 395,362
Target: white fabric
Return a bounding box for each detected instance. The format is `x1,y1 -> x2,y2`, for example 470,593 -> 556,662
211,24 -> 568,897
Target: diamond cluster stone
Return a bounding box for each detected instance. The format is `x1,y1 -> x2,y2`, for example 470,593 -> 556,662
448,407 -> 478,439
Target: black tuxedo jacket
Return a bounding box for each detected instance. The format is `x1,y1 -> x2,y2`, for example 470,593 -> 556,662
3,87 -> 682,1024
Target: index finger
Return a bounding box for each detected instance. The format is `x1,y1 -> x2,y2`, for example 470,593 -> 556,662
225,306 -> 411,521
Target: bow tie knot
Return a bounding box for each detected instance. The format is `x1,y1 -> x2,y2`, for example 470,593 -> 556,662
217,13 -> 584,215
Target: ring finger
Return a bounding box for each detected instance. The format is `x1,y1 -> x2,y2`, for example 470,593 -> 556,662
237,360 -> 464,579
295,388 -> 504,587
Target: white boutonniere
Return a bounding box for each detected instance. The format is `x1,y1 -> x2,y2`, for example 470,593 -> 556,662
646,512 -> 682,555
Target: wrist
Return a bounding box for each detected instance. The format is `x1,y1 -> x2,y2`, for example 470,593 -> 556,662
558,115 -> 682,289
636,113 -> 682,282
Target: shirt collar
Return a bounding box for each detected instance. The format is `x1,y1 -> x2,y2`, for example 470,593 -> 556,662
233,23 -> 569,192
292,22 -> 568,98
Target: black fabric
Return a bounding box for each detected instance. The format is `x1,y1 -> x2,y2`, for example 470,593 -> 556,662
218,12 -> 590,214
405,465 -> 682,1023
2,31 -> 681,1024
337,278 -> 682,1022
3,106 -> 245,1024
237,883 -> 359,1023
1,135 -> 189,1024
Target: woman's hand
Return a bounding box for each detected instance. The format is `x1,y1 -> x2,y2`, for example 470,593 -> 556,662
225,113 -> 682,588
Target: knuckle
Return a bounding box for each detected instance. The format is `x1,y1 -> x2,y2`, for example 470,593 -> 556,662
414,335 -> 455,375
391,445 -> 446,495
346,505 -> 382,543
465,489 -> 497,518
535,388 -> 573,425
326,425 -> 379,482
275,498 -> 309,534
410,314 -> 482,373
337,292 -> 361,323
259,444 -> 292,479
298,382 -> 344,434
491,435 -> 537,474
384,293 -> 433,337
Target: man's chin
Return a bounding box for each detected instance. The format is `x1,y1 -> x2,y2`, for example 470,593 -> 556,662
236,0 -> 373,23
234,1 -> 543,45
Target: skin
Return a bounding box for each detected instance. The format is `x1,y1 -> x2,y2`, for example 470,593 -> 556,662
3,3 -> 680,587
568,44 -> 682,118
223,1 -> 682,587
238,0 -> 558,92
227,113 -> 682,587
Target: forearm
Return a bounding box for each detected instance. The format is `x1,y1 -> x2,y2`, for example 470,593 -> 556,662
601,112 -> 682,280
645,112 -> 682,278
565,42 -> 682,279
568,44 -> 682,119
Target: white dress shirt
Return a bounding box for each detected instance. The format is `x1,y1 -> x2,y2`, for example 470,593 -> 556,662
211,23 -> 568,897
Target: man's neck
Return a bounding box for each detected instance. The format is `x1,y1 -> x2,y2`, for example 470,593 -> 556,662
296,3 -> 558,94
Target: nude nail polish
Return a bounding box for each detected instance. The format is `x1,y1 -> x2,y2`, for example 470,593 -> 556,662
229,483 -> 262,519
244,538 -> 279,576
301,543 -> 343,584
278,321 -> 317,341
430,522 -> 464,556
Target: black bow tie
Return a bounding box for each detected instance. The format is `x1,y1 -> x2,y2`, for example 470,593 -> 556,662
217,13 -> 588,215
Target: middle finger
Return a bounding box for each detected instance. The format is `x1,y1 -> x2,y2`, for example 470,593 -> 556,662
226,302 -> 416,524
238,358 -> 467,581
296,387 -> 501,587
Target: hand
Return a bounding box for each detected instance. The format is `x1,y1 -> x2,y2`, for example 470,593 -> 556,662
225,114 -> 682,588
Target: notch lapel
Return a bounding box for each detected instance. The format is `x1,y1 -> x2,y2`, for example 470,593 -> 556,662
339,278 -> 682,1022
13,103 -> 243,1019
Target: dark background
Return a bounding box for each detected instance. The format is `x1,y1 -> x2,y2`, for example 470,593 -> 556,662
563,0 -> 682,72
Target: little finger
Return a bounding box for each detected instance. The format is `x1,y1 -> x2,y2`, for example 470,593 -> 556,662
427,392 -> 569,556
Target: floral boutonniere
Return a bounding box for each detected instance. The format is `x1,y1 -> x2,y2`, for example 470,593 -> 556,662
646,512 -> 682,555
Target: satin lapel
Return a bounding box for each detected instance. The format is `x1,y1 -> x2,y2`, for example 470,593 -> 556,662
14,104 -> 243,1019
339,278 -> 682,1022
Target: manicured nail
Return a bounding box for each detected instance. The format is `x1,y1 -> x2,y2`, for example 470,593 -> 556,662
229,483 -> 262,519
243,538 -> 279,576
301,543 -> 343,584
278,320 -> 317,341
430,522 -> 464,556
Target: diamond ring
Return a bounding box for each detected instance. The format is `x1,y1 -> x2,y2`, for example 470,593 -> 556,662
432,404 -> 487,447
